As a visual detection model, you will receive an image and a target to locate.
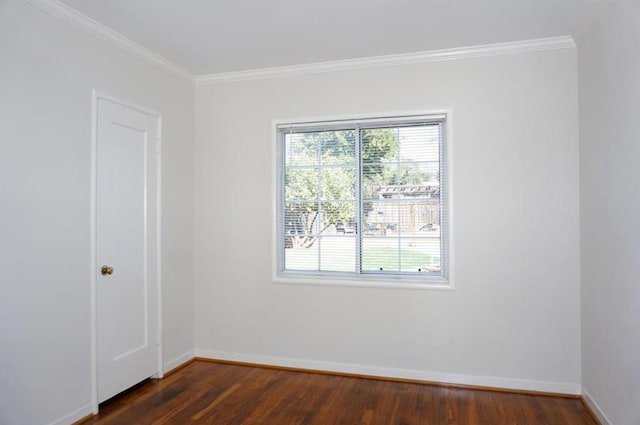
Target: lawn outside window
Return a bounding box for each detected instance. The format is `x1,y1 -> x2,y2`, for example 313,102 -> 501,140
276,114 -> 449,286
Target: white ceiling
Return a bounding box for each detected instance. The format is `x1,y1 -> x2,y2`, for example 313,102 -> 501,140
58,0 -> 594,75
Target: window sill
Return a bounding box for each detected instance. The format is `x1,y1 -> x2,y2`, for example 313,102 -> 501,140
272,273 -> 453,291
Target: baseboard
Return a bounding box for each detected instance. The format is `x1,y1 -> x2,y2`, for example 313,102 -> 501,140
582,388 -> 611,425
164,350 -> 196,374
48,403 -> 93,425
195,349 -> 581,396
69,353 -> 195,425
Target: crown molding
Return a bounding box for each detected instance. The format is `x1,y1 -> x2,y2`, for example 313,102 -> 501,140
26,0 -> 195,83
196,36 -> 576,85
22,0 -> 576,87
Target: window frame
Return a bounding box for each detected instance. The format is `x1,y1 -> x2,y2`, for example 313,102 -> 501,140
273,113 -> 452,289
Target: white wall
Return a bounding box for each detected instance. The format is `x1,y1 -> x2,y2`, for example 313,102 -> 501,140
578,2 -> 640,424
194,48 -> 581,393
0,1 -> 195,424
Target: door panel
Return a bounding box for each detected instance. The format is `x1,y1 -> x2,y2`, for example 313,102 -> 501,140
96,97 -> 159,403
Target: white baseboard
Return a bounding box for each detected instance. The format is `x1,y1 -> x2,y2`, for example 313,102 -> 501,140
44,351 -> 194,425
46,403 -> 93,425
195,349 -> 581,395
582,388 -> 612,425
164,349 -> 196,374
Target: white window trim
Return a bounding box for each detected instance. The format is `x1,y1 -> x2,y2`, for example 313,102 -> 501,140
271,111 -> 454,290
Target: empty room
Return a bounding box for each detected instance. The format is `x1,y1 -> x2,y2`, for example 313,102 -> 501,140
1,0 -> 638,424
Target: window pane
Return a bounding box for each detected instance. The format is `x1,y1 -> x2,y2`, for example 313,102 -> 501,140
321,167 -> 356,201
396,199 -> 440,234
361,237 -> 400,272
285,168 -> 318,200
363,200 -> 400,236
320,202 -> 355,235
362,237 -> 441,274
285,242 -> 319,271
320,236 -> 356,272
320,130 -> 356,165
399,237 -> 441,273
362,164 -> 398,201
397,125 -> 440,163
392,161 -> 439,195
285,133 -> 318,166
284,202 -> 318,236
361,128 -> 398,164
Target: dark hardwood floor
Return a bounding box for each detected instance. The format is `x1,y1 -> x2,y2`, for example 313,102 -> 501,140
79,360 -> 598,425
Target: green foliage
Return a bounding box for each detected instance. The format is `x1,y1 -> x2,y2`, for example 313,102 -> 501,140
285,128 -> 426,247
361,128 -> 397,167
285,168 -> 317,200
285,130 -> 356,247
395,163 -> 431,185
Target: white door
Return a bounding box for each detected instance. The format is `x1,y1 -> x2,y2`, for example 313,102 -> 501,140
96,95 -> 160,403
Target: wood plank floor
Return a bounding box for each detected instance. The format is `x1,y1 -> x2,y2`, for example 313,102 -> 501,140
79,360 -> 598,425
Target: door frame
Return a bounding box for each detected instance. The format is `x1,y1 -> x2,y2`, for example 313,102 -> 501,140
90,90 -> 163,413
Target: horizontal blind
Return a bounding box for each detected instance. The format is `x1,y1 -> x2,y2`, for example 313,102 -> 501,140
278,115 -> 447,280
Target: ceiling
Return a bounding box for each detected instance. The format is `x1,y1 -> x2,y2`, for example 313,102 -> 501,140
58,0 -> 595,75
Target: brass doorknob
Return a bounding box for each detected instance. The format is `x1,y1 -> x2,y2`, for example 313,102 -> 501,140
101,265 -> 114,276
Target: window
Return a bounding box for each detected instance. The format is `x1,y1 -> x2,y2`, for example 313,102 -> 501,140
276,115 -> 448,284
